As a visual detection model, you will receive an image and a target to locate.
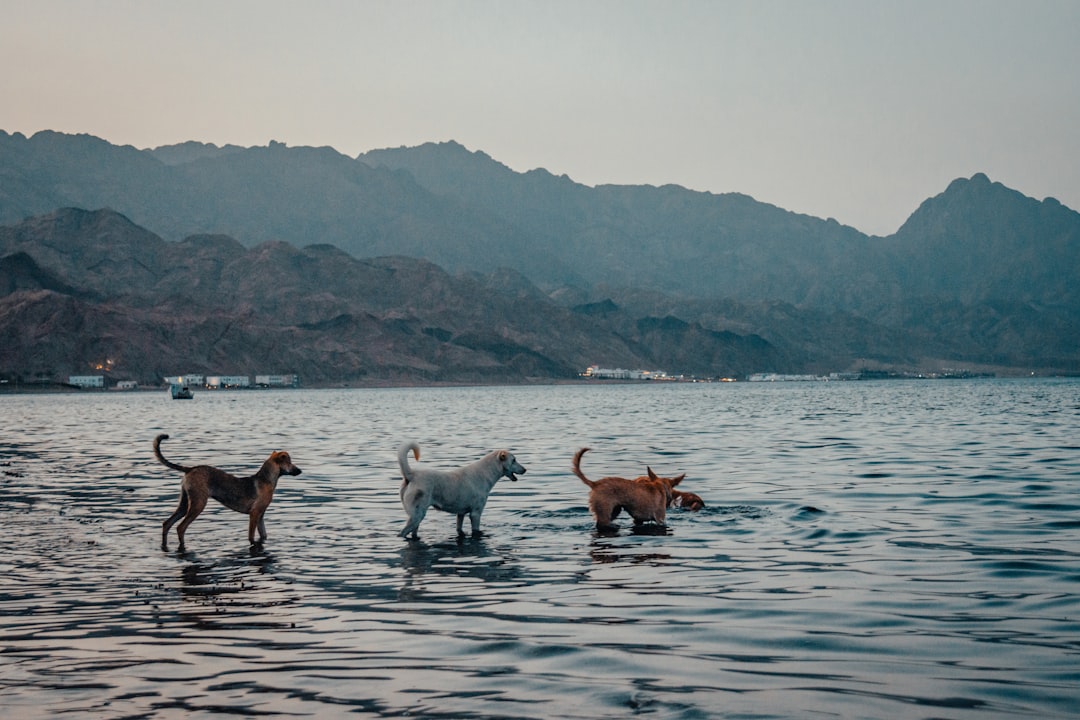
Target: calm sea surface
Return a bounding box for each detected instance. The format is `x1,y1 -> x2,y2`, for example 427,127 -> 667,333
1,380 -> 1078,719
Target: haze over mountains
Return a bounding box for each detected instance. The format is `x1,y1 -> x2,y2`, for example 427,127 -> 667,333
1,129 -> 1077,385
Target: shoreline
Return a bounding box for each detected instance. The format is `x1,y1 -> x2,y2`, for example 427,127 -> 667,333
2,372 -> 1077,396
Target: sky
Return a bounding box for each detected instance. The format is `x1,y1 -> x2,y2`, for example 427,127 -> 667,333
2,0 -> 1078,236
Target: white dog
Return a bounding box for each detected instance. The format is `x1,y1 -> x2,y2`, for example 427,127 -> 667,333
397,441 -> 526,539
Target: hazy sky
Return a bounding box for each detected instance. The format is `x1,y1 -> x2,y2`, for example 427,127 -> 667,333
3,0 -> 1078,235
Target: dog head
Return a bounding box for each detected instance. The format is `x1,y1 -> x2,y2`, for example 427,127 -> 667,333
271,451 -> 303,477
497,450 -> 526,481
671,489 -> 705,511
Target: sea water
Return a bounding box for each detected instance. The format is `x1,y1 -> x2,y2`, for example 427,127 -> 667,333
1,379 -> 1078,718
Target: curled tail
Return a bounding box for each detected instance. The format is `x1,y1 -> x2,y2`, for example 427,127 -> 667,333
572,447 -> 598,488
398,441 -> 421,483
153,433 -> 192,473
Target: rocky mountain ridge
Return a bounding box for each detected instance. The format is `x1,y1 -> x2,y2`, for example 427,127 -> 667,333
1,130 -> 1078,382
0,208 -> 791,385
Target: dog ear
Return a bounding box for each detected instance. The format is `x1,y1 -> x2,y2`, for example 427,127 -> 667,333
669,473 -> 686,487
499,451 -> 508,462
647,467 -> 673,499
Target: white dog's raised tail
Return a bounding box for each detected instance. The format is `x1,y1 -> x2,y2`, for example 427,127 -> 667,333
398,441 -> 421,483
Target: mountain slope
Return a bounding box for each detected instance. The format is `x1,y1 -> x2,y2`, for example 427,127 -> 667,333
0,131 -> 577,284
360,142 -> 1080,315
0,209 -> 789,385
1,130 -> 1077,377
5,130 -> 1078,316
359,141 -> 877,304
883,173 -> 1080,310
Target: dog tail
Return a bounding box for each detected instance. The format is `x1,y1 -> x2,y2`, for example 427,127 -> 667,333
398,441 -> 421,483
572,447 -> 598,488
153,434 -> 192,473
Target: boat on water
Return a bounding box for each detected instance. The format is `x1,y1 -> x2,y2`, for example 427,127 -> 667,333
170,384 -> 194,400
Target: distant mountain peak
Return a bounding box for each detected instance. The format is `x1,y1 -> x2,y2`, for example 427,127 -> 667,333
360,139 -> 509,175
148,140 -> 246,165
942,172 -> 996,195
897,172 -> 1028,235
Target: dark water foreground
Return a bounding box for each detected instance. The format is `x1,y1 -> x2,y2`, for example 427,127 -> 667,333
1,380 -> 1078,719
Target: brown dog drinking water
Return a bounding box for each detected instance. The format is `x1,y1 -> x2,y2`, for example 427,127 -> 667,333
572,447 -> 687,531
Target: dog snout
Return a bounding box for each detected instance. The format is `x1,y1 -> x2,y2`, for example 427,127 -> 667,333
289,466 -> 302,476
508,462 -> 525,481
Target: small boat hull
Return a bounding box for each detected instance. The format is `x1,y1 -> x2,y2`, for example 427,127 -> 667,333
170,384 -> 194,400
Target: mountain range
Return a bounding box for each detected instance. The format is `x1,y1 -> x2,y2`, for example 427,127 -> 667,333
1,129 -> 1077,385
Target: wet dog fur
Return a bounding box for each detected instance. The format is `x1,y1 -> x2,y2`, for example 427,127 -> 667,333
155,433 -> 302,550
572,447 -> 683,531
397,441 -> 526,539
625,463 -> 702,511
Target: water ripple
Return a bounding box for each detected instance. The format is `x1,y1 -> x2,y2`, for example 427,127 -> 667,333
2,379 -> 1079,718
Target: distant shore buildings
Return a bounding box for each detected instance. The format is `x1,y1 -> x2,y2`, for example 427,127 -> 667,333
62,372 -> 300,390
164,373 -> 300,389
582,365 -> 671,381
746,372 -> 861,382
67,375 -> 105,388
581,366 -> 868,383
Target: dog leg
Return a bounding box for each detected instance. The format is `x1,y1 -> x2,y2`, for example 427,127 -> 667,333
468,509 -> 484,537
174,494 -> 208,549
590,498 -> 618,532
400,506 -> 427,539
456,513 -> 466,536
162,491 -> 189,550
250,511 -> 268,545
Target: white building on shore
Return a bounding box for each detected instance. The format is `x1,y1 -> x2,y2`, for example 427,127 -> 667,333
206,375 -> 251,389
163,374 -> 205,387
255,374 -> 299,388
163,373 -> 299,389
583,365 -> 668,380
68,375 -> 104,388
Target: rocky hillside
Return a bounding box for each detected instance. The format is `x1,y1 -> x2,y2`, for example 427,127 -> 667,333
7,130 -> 1075,313
1,130 -> 1078,380
0,209 -> 790,385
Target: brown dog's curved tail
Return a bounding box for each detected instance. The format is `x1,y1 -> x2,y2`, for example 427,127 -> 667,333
153,433 -> 192,473
397,441 -> 421,484
572,447 -> 597,488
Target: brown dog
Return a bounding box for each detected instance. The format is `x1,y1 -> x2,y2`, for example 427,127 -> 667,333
155,433 -> 302,550
572,447 -> 677,531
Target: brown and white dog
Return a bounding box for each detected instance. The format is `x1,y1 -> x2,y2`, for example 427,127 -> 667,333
397,441 -> 526,539
155,433 -> 302,550
669,488 -> 705,511
572,447 -> 686,531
